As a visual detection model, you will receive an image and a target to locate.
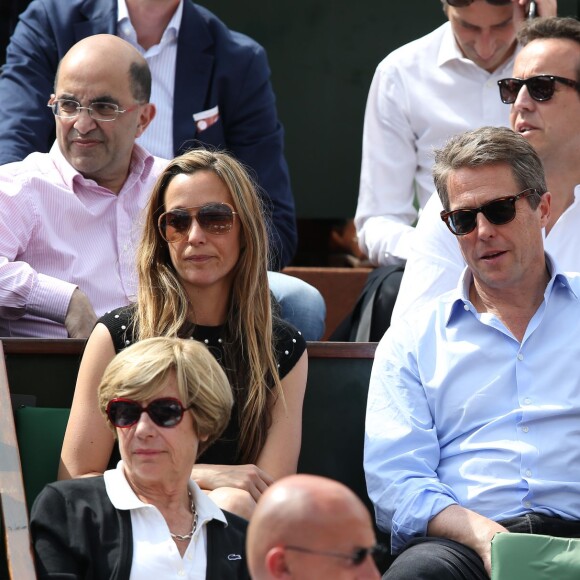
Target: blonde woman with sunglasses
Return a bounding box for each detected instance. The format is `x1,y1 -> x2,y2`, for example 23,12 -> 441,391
33,337 -> 250,579
59,150 -> 308,520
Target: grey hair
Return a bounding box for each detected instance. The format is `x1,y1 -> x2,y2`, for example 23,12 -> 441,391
433,126 -> 546,211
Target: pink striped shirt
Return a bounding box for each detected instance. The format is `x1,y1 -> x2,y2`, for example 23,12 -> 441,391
0,143 -> 168,337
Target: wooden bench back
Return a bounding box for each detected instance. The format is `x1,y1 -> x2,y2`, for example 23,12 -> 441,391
4,339 -> 382,551
283,267 -> 372,339
0,341 -> 37,579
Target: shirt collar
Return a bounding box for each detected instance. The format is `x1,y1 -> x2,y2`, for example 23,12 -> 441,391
446,252 -> 579,325
104,460 -> 228,526
124,143 -> 157,190
117,0 -> 183,47
49,140 -> 79,190
437,22 -> 466,67
49,140 -> 156,194
543,253 -> 578,301
437,21 -> 519,74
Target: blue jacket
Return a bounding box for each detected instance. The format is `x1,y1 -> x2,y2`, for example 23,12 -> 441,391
0,0 -> 296,268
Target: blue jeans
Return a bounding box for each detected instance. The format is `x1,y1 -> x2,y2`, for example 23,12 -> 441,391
267,272 -> 326,341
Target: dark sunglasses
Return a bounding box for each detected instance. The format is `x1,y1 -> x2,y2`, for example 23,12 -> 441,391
284,544 -> 389,567
446,0 -> 510,6
440,189 -> 540,236
106,397 -> 191,428
158,202 -> 238,243
498,75 -> 580,104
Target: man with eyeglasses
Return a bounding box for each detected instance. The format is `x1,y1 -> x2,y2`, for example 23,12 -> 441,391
365,125 -> 580,579
354,0 -> 556,267
0,0 -> 327,341
0,34 -> 166,337
392,16 -> 580,320
0,0 -> 296,268
247,474 -> 384,579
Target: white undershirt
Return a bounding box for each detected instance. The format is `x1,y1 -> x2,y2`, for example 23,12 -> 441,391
117,0 -> 182,158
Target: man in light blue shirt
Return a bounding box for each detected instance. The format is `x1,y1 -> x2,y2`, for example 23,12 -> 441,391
365,126 -> 580,579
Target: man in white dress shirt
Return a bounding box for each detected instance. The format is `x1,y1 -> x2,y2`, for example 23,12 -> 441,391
355,0 -> 556,267
392,16 -> 580,321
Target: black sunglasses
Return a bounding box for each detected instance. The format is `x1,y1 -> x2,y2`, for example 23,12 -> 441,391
158,202 -> 238,243
284,544 -> 389,567
498,75 -> 580,104
106,397 -> 191,428
440,189 -> 540,236
446,0 -> 510,6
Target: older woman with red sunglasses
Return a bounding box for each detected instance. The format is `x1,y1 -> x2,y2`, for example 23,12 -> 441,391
59,149 -> 308,520
32,337 -> 250,579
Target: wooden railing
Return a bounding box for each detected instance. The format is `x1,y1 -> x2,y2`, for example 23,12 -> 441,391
0,342 -> 37,579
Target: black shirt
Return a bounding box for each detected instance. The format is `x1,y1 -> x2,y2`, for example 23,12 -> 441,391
99,306 -> 306,464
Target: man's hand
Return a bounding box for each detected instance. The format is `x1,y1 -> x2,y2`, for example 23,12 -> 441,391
64,288 -> 97,338
513,0 -> 558,27
428,504 -> 509,577
528,0 -> 558,18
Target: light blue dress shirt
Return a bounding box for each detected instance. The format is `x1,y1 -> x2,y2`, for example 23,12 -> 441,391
365,256 -> 580,554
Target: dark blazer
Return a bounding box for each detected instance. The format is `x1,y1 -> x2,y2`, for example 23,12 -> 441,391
30,477 -> 250,579
0,0 -> 296,268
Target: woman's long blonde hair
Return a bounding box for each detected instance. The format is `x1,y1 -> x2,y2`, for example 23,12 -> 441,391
135,149 -> 281,463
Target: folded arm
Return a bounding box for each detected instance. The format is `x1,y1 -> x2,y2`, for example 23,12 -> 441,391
0,185 -> 82,330
391,193 -> 465,322
428,505 -> 508,576
364,327 -> 461,553
355,64 -> 420,266
192,350 -> 307,494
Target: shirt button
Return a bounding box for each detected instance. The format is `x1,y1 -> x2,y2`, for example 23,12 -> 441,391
523,398 -> 531,405
517,353 -> 524,361
525,470 -> 532,477
178,570 -> 185,577
522,426 -> 529,433
524,501 -> 532,508
464,304 -> 469,311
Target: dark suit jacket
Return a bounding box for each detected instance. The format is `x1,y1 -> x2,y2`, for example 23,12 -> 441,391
0,0 -> 296,268
30,477 -> 250,579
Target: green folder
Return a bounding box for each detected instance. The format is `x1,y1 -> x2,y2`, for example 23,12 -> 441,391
491,532 -> 580,580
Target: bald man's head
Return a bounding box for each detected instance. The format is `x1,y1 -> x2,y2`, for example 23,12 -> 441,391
55,35 -> 151,103
50,34 -> 155,192
247,475 -> 381,579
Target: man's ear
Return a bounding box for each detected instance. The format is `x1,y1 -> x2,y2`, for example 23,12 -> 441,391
265,546 -> 291,578
538,191 -> 551,229
135,103 -> 156,138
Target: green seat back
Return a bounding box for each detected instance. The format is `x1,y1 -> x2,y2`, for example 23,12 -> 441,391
298,354 -> 371,505
14,407 -> 70,511
491,532 -> 580,580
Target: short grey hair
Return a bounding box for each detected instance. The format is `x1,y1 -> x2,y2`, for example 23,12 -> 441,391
433,126 -> 546,211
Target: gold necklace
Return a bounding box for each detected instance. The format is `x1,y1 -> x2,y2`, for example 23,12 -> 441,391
170,491 -> 198,542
